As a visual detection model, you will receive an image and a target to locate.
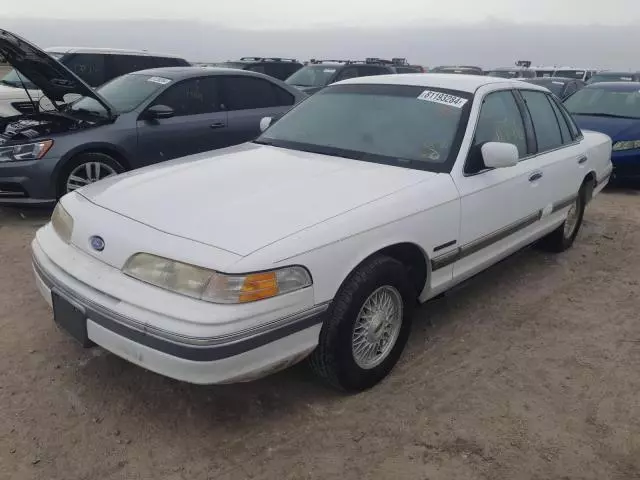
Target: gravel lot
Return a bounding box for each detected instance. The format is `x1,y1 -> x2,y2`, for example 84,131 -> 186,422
1,189 -> 639,480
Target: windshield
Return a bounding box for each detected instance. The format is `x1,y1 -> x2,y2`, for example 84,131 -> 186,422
70,73 -> 170,116
285,65 -> 337,87
487,70 -> 517,78
257,84 -> 470,172
564,87 -> 640,119
555,70 -> 586,79
0,69 -> 38,90
588,73 -> 637,84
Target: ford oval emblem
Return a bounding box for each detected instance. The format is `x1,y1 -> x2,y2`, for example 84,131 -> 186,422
89,236 -> 105,252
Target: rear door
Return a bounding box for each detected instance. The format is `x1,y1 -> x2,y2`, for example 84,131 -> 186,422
135,76 -> 229,164
517,89 -> 585,229
220,75 -> 297,145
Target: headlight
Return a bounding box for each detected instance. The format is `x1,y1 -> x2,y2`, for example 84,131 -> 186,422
612,140 -> 640,152
122,253 -> 312,304
51,202 -> 73,243
0,139 -> 53,162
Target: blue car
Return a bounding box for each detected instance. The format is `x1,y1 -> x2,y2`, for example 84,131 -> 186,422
564,82 -> 640,182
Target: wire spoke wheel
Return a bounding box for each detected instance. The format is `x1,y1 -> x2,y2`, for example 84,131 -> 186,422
351,285 -> 403,370
563,196 -> 581,238
66,161 -> 118,193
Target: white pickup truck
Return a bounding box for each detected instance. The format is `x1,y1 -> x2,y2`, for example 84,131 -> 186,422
32,74 -> 612,392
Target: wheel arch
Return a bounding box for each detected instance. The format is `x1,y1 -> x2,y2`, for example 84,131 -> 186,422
336,242 -> 430,303
53,143 -> 132,196
582,170 -> 597,203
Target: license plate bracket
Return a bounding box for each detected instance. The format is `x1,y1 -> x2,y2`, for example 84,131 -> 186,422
52,291 -> 92,347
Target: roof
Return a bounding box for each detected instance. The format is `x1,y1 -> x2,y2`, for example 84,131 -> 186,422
337,73 -> 547,93
45,46 -> 184,59
126,66 -> 276,80
584,82 -> 640,91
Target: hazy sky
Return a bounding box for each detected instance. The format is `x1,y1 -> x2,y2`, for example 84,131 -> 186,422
2,1 -> 640,68
4,0 -> 640,28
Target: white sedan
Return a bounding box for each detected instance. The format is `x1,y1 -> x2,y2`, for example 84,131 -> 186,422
32,74 -> 612,392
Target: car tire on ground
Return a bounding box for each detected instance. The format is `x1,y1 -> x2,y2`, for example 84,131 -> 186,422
57,152 -> 125,198
538,184 -> 587,253
309,255 -> 415,392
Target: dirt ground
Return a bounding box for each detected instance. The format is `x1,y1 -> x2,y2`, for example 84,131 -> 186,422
1,188 -> 639,480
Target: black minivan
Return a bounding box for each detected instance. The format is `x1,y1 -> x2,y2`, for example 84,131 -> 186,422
0,47 -> 190,115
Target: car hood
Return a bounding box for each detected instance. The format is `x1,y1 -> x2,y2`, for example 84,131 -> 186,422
76,143 -> 437,256
573,114 -> 640,140
0,29 -> 115,117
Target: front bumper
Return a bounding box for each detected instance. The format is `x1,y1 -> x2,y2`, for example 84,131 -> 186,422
32,237 -> 327,384
0,155 -> 60,206
611,150 -> 640,181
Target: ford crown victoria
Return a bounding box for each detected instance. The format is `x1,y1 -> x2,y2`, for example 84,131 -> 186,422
32,74 -> 612,392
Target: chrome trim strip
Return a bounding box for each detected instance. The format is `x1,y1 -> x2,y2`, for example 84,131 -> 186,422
431,210 -> 542,271
551,194 -> 578,214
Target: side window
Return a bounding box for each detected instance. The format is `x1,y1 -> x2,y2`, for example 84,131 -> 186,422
151,77 -> 220,116
153,56 -> 189,67
356,66 -> 388,77
466,90 -> 527,174
552,96 -> 582,140
247,64 -> 267,75
520,90 -> 563,152
106,55 -> 155,81
335,67 -> 359,81
262,64 -> 287,80
221,76 -> 292,110
548,95 -> 572,144
62,54 -> 106,87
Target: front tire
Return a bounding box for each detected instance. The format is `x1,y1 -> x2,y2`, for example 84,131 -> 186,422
538,186 -> 586,252
309,255 -> 415,392
57,152 -> 124,198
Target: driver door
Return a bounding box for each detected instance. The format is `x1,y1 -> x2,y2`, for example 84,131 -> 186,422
135,77 -> 228,165
450,89 -> 548,284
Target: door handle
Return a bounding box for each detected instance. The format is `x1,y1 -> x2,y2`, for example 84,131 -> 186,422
578,156 -> 588,165
529,172 -> 543,182
209,122 -> 226,129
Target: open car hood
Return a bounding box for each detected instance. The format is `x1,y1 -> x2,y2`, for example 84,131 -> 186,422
0,29 -> 115,117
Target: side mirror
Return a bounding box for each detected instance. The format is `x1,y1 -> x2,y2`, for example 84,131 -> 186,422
481,142 -> 519,169
146,104 -> 175,120
259,116 -> 273,132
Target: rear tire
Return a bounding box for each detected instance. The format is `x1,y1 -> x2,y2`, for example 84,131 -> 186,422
57,152 -> 124,199
538,185 -> 586,253
309,255 -> 415,392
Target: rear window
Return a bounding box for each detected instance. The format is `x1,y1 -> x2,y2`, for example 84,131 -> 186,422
564,87 -> 640,119
285,65 -> 337,87
487,70 -> 518,78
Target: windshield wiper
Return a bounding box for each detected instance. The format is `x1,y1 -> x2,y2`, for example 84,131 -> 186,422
71,107 -> 105,117
571,112 -> 638,119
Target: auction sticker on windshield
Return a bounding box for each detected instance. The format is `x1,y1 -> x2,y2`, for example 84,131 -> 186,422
147,76 -> 172,85
417,90 -> 468,108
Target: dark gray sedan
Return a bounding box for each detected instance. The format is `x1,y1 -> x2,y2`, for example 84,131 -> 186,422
0,30 -> 306,206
